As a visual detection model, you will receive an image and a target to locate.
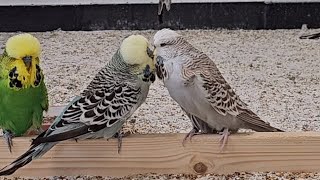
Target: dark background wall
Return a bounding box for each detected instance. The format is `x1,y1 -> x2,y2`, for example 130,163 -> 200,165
0,3 -> 319,32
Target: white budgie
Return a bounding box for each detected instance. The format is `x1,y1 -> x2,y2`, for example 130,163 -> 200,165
153,29 -> 283,150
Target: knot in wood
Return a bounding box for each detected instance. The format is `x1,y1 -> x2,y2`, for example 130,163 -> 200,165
193,162 -> 208,174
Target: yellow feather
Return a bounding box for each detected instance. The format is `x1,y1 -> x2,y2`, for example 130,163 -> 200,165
6,33 -> 41,59
5,33 -> 41,88
9,60 -> 31,87
120,35 -> 155,72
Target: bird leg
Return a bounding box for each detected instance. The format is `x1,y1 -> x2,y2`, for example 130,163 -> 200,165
113,126 -> 136,154
218,128 -> 230,151
182,128 -> 201,146
113,131 -> 123,154
3,130 -> 14,153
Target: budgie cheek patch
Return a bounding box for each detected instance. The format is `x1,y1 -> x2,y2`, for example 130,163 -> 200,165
142,64 -> 156,82
33,65 -> 42,86
8,59 -> 42,88
8,67 -> 23,88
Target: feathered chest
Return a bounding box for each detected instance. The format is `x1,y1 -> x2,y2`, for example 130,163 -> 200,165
155,56 -> 179,81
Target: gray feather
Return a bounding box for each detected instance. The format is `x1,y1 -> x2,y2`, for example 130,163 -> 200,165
153,29 -> 283,134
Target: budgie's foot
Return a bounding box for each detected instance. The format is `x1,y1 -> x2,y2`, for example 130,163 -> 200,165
218,128 -> 230,152
113,124 -> 137,154
113,131 -> 123,154
182,128 -> 201,146
3,130 -> 14,153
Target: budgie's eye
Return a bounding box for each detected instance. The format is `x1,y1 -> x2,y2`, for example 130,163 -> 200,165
160,43 -> 167,47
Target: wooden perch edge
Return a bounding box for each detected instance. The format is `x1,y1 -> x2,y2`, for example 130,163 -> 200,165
1,132 -> 320,177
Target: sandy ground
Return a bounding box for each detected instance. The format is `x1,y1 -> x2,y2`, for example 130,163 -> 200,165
0,29 -> 319,179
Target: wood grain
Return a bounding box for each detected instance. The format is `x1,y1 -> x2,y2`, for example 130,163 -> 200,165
1,132 -> 320,177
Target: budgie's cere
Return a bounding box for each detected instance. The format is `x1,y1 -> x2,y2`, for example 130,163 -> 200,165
0,34 -> 155,176
153,29 -> 283,150
0,33 -> 48,152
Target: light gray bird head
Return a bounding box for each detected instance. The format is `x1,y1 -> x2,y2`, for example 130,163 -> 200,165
153,28 -> 183,59
153,28 -> 181,46
153,28 -> 183,79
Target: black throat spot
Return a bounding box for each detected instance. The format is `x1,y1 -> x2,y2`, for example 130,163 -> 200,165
8,67 -> 22,88
34,65 -> 42,86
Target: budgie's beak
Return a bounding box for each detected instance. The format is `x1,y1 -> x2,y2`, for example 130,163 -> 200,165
147,47 -> 154,59
22,56 -> 32,68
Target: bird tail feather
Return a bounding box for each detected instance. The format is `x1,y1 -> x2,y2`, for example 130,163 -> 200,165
0,142 -> 56,176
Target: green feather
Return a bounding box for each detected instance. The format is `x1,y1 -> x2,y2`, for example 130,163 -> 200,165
0,55 -> 48,137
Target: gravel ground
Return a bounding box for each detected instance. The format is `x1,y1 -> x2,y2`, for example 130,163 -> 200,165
0,29 -> 319,179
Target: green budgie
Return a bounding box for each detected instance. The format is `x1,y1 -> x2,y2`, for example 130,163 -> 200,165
0,33 -> 48,152
0,34 -> 156,176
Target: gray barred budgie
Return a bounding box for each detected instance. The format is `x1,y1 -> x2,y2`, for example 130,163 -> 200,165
153,29 -> 283,150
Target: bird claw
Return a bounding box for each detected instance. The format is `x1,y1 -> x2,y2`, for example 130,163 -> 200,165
218,128 -> 230,152
182,128 -> 201,146
3,130 -> 14,153
113,125 -> 136,154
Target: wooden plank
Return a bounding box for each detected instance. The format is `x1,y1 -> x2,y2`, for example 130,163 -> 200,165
1,132 -> 320,177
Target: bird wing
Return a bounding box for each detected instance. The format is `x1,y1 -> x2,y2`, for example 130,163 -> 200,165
32,73 -> 141,145
40,80 -> 49,112
181,42 -> 282,132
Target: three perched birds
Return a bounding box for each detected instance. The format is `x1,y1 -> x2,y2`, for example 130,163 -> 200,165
0,29 -> 282,176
